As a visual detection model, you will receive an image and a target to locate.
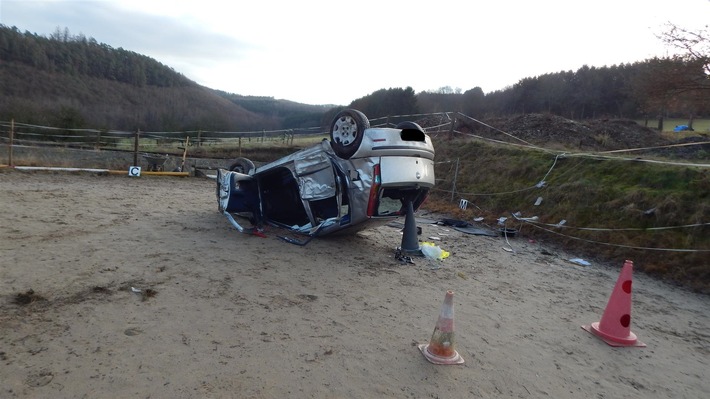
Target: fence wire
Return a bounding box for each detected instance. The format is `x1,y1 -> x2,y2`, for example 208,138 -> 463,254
2,112 -> 709,254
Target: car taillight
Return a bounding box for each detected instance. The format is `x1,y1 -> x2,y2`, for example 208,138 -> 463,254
367,164 -> 381,216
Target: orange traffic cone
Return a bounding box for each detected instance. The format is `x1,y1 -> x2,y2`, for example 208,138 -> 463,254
582,260 -> 646,347
418,290 -> 465,364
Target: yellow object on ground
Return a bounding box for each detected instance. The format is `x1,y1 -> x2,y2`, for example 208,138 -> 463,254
421,241 -> 450,259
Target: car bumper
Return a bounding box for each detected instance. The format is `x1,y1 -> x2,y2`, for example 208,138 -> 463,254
379,156 -> 435,188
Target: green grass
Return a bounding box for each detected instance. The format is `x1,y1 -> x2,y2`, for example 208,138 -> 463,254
429,139 -> 710,294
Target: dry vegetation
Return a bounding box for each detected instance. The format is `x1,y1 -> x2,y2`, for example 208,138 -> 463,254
427,114 -> 710,293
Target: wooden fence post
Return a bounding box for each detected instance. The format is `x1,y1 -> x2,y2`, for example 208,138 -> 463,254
451,158 -> 459,201
133,129 -> 140,166
8,119 -> 14,166
448,113 -> 457,139
95,130 -> 102,150
179,136 -> 190,172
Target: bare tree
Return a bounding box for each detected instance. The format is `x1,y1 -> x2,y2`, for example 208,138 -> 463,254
658,22 -> 709,77
654,22 -> 710,129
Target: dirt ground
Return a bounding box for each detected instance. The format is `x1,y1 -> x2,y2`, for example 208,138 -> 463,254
1,170 -> 708,398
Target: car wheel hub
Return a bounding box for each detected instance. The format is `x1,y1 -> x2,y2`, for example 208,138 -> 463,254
334,116 -> 358,146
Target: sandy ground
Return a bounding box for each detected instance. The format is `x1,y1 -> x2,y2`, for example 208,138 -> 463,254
0,170 -> 708,399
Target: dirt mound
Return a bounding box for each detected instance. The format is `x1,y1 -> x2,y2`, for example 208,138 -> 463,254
460,113 -> 671,151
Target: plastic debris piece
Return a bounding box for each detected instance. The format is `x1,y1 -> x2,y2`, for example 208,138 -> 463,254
534,197 -> 543,206
421,245 -> 442,259
421,242 -> 450,260
569,258 -> 591,266
459,199 -> 468,210
556,219 -> 567,227
473,217 -> 484,222
130,287 -> 141,293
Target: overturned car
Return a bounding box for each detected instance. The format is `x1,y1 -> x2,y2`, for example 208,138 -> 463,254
216,109 -> 435,242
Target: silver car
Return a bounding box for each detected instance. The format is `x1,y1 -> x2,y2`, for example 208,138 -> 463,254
216,109 -> 435,242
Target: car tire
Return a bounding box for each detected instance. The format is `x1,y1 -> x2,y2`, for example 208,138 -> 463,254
329,109 -> 369,159
229,157 -> 255,174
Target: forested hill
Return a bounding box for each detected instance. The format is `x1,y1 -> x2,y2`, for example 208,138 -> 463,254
2,25 -> 708,132
0,25 -> 328,131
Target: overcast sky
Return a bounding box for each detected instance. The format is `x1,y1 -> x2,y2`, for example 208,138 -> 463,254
1,0 -> 709,105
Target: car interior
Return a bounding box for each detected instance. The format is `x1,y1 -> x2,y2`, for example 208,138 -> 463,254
258,167 -> 310,227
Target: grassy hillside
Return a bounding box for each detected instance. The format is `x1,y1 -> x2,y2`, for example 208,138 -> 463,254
426,138 -> 710,293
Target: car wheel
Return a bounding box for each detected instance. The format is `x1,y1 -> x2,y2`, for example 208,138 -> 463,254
329,109 -> 369,159
229,157 -> 255,174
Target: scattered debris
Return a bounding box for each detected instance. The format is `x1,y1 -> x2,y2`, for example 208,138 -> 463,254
437,218 -> 471,228
453,226 -> 498,236
394,247 -> 415,265
421,242 -> 450,260
569,258 -> 591,266
124,327 -> 143,336
459,199 -> 469,209
13,290 -> 45,305
500,228 -> 518,237
92,286 -> 110,294
130,286 -> 157,301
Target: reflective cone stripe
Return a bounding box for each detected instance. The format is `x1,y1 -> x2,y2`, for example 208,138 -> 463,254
418,290 -> 465,365
582,260 -> 646,347
426,327 -> 455,358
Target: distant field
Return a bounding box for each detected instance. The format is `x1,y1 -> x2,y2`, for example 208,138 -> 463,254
637,118 -> 710,136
